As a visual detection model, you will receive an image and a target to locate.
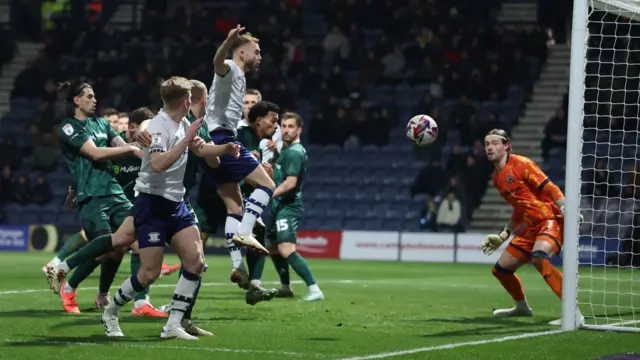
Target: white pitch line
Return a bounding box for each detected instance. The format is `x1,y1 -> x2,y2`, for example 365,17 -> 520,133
4,339 -> 316,357
336,330 -> 564,360
0,278 -> 509,296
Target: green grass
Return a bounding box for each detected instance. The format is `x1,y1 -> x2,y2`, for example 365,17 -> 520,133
0,253 -> 638,359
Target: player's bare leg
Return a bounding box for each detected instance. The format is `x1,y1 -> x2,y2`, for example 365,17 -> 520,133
161,226 -> 207,340
492,250 -> 531,317
218,183 -> 268,255
233,166 -> 275,254
278,242 -> 323,301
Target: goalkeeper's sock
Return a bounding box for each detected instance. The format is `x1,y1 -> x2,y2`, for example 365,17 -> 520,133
532,251 -> 563,299
492,263 -> 526,302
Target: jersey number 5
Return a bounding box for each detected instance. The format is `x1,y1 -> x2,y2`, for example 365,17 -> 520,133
276,219 -> 289,232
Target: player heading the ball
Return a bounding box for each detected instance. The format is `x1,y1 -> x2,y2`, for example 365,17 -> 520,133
481,129 -> 583,324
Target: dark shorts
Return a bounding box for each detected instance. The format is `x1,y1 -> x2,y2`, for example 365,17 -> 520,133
78,193 -> 132,241
202,130 -> 259,186
192,193 -> 227,234
265,207 -> 303,247
133,193 -> 197,249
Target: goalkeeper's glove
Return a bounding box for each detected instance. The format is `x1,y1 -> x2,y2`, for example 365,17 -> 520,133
560,205 -> 584,223
481,229 -> 511,255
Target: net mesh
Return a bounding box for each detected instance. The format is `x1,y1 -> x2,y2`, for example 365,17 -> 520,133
578,0 -> 640,329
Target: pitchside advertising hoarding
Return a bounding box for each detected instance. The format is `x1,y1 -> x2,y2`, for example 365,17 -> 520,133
0,225 -> 622,266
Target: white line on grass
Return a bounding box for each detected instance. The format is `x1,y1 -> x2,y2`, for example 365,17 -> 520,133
0,278 -> 553,296
4,339 -> 317,357
336,330 -> 564,360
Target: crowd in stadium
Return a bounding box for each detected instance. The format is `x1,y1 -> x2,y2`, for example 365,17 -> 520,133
1,0 -> 557,232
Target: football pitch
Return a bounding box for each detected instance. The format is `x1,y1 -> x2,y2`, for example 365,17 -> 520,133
0,253 -> 637,359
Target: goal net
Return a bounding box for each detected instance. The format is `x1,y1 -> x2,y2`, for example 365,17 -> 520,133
564,0 -> 640,332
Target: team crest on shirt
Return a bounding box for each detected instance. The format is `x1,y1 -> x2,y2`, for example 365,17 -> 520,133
152,133 -> 162,145
148,232 -> 160,243
62,123 -> 74,136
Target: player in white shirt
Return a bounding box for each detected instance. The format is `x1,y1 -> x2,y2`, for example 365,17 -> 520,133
100,77 -> 239,340
204,25 -> 275,256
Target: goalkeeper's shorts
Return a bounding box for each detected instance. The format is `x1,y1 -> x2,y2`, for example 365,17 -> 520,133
506,219 -> 563,263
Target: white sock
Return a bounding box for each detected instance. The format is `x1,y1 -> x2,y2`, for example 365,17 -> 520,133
60,262 -> 71,273
63,283 -> 75,292
49,257 -> 61,266
309,284 -> 320,292
282,284 -> 291,291
250,279 -> 261,288
166,273 -> 199,328
237,187 -> 271,235
516,299 -> 530,309
134,299 -> 147,308
112,277 -> 139,308
225,216 -> 244,268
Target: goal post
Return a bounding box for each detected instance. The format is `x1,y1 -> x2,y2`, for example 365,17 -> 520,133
563,0 -> 640,332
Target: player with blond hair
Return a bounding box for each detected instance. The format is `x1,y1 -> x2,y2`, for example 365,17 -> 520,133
101,76 -> 239,339
482,129 -> 582,323
204,25 -> 275,256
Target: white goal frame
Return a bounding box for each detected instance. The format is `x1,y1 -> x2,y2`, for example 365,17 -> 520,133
562,0 -> 640,332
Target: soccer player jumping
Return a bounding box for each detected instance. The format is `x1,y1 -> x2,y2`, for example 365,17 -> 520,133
204,25 -> 274,255
481,129 -> 582,323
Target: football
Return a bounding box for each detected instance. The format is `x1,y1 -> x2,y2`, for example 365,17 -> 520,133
406,115 -> 438,146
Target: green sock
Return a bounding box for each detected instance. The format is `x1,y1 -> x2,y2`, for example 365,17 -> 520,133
99,258 -> 122,294
66,234 -> 114,270
67,259 -> 100,288
55,232 -> 87,260
270,254 -> 290,285
287,252 -> 315,286
130,253 -> 149,301
247,251 -> 266,281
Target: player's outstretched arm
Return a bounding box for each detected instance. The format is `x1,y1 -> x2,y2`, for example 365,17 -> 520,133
272,176 -> 297,198
189,140 -> 239,160
110,135 -> 143,159
80,140 -> 138,162
213,25 -> 245,76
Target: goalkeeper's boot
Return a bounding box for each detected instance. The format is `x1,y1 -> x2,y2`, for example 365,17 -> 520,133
245,283 -> 277,305
232,233 -> 268,255
492,301 -> 533,317
182,319 -> 214,337
59,282 -> 80,314
302,286 -> 324,301
102,305 -> 124,337
161,325 -> 198,340
95,292 -> 110,309
159,263 -> 180,278
230,267 -> 249,289
274,288 -> 294,298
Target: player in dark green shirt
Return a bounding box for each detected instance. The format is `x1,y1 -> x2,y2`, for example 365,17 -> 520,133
265,112 -> 324,301
236,101 -> 282,305
54,80 -> 141,313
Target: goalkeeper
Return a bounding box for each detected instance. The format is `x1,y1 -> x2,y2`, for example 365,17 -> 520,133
481,129 -> 583,322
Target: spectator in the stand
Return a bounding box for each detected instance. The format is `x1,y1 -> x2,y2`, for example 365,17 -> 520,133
583,158 -> 611,197
31,174 -> 53,205
381,46 -> 406,79
359,50 -> 382,85
542,107 -> 568,161
463,155 -> 488,216
323,25 -> 350,62
447,144 -> 466,176
0,136 -> 21,170
12,174 -> 31,205
32,132 -> 60,172
411,159 -> 446,197
436,190 -> 462,232
0,166 -> 13,205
